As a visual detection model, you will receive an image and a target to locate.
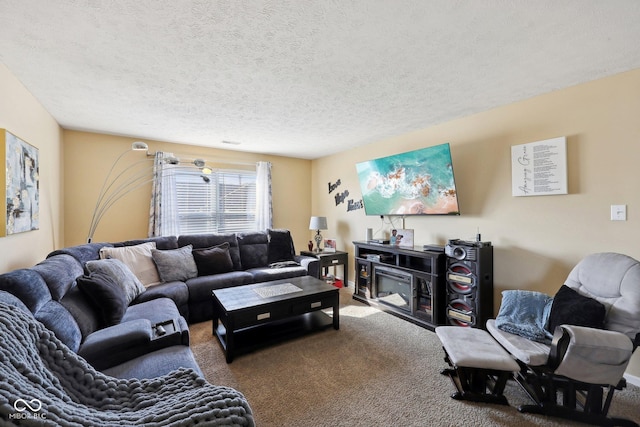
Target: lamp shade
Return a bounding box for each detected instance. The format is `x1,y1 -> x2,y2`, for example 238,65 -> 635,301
131,141 -> 149,151
309,216 -> 328,230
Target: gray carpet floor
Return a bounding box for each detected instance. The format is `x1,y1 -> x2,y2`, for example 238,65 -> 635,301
190,288 -> 640,427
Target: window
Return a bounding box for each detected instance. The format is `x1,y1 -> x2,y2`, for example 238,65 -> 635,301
174,168 -> 257,234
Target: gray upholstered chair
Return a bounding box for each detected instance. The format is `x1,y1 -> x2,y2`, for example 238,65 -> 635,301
487,252 -> 640,426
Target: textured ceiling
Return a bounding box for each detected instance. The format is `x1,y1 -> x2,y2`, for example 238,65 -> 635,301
1,1 -> 640,159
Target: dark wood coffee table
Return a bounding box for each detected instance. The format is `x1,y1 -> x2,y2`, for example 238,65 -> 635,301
212,276 -> 339,362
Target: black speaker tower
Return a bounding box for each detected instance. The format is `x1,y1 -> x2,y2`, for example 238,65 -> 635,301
444,240 -> 493,328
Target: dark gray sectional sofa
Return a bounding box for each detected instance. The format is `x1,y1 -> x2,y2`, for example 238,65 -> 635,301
0,229 -> 318,379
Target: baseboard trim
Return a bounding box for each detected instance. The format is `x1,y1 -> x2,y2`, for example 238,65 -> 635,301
624,373 -> 640,387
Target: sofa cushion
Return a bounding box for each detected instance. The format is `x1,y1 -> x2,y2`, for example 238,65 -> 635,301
152,245 -> 198,282
192,242 -> 235,276
48,242 -> 113,264
238,231 -> 269,270
85,259 -> 146,305
77,272 -> 128,327
178,233 -> 242,270
32,254 -> 84,301
268,229 -> 296,264
100,242 -> 161,287
114,235 -> 179,250
547,285 -> 606,334
186,271 -> 254,300
122,297 -> 183,325
0,269 -> 52,314
133,281 -> 190,320
35,300 -> 83,352
186,272 -> 254,323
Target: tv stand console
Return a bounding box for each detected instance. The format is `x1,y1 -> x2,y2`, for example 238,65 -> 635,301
353,241 -> 446,330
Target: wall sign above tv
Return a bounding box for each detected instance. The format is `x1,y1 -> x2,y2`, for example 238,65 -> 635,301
355,143 -> 460,216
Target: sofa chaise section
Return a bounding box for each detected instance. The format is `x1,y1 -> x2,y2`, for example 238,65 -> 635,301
0,256 -> 191,374
0,290 -> 254,425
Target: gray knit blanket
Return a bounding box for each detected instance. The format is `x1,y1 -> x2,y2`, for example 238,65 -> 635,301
0,302 -> 254,426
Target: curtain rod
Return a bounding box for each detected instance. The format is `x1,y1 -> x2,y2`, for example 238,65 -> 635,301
146,151 -> 257,167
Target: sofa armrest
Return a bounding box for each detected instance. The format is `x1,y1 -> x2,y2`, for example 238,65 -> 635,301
551,325 -> 634,386
78,319 -> 154,371
177,316 -> 190,345
295,255 -> 320,278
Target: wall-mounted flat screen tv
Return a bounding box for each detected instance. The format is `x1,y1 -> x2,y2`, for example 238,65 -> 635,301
355,143 -> 460,216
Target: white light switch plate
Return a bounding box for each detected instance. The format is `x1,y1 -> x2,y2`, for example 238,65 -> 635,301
611,205 -> 627,221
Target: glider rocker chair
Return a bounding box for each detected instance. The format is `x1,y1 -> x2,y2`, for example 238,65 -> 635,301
487,252 -> 640,426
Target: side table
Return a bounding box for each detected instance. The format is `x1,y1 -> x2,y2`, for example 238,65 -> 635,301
301,250 -> 349,287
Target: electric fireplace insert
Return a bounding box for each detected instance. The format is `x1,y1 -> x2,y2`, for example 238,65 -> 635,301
374,265 -> 414,314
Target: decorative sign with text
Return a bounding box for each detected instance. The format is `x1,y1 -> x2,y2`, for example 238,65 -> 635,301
328,178 -> 363,212
511,137 -> 567,197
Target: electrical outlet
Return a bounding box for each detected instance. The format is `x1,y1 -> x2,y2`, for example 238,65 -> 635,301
611,205 -> 627,221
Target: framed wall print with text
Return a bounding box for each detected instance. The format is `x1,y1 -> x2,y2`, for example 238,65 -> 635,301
512,136 -> 567,197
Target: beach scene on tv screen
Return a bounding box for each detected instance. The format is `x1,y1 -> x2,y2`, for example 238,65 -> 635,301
356,143 -> 460,215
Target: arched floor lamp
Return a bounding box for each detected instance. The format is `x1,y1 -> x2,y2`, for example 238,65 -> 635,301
87,142 -> 211,243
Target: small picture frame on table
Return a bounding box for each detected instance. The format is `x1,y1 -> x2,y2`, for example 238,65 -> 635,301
323,238 -> 337,252
392,229 -> 414,248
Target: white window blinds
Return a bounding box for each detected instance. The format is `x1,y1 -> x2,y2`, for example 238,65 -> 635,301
174,168 -> 257,235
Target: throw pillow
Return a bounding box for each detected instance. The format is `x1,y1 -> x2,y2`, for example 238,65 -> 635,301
151,245 -> 198,282
268,229 -> 296,264
60,287 -> 102,340
192,242 -> 234,276
85,258 -> 146,305
546,285 -> 606,334
99,242 -> 161,287
77,272 -> 128,327
495,290 -> 554,343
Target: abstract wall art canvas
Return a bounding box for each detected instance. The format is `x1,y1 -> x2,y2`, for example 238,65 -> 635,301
1,129 -> 39,236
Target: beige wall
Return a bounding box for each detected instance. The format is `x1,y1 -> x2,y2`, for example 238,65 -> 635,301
63,130 -> 312,250
0,64 -> 63,272
311,68 -> 640,378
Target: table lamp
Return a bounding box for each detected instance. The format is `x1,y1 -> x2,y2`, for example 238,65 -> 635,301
309,216 -> 328,252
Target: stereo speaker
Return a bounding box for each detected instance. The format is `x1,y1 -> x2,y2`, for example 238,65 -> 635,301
444,243 -> 493,328
366,228 -> 373,241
